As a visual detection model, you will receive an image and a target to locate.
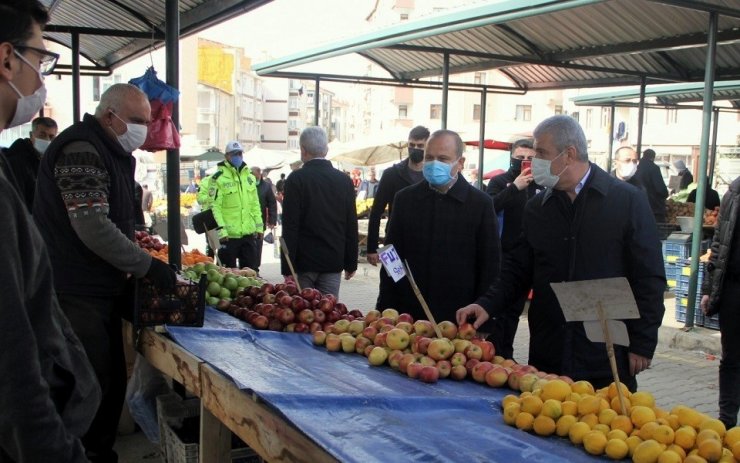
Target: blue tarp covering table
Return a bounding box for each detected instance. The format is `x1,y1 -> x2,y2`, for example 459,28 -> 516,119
167,308 -> 603,462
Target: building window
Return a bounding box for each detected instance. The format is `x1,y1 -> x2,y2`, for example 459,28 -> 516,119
430,104 -> 441,119
398,104 -> 408,118
554,105 -> 563,115
585,108 -> 593,128
473,104 -> 481,121
515,105 -> 531,121
474,72 -> 485,85
601,107 -> 611,128
196,123 -> 210,144
400,13 -> 409,20
289,96 -> 298,110
197,91 -> 211,110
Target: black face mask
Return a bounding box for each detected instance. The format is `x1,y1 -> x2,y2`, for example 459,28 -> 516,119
510,158 -> 522,174
409,148 -> 424,163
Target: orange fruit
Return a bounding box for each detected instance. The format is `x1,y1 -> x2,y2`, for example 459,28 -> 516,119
583,430 -> 608,455
515,411 -> 535,431
556,415 -> 578,437
533,415 -> 556,436
611,415 -> 635,435
605,438 -> 630,460
632,405 -> 658,428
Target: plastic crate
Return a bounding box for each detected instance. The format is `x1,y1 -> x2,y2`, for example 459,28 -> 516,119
676,260 -> 705,293
674,290 -> 704,326
157,394 -> 262,463
664,262 -> 680,288
135,274 -> 206,327
704,313 -> 720,330
663,233 -> 692,262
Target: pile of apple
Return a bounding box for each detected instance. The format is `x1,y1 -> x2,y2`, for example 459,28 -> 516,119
311,307 -> 514,385
135,230 -> 165,251
214,282 -> 364,333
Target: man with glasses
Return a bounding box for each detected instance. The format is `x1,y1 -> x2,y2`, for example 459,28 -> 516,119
34,83 -> 176,462
458,115 -> 665,391
611,146 -> 643,189
0,1 -> 100,461
1,116 -> 58,211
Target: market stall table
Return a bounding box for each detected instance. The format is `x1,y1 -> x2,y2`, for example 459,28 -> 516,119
141,308 -> 606,462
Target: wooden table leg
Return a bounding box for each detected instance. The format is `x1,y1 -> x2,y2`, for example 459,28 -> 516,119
200,400 -> 232,463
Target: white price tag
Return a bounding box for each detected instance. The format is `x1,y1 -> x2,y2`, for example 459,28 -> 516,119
377,244 -> 406,282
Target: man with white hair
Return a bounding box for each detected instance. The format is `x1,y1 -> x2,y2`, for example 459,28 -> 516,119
457,115 -> 665,391
34,83 -> 176,462
281,127 -> 358,296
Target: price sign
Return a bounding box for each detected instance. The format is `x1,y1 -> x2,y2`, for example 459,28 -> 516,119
377,244 -> 406,282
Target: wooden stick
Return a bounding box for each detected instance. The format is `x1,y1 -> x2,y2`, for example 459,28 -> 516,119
598,303 -> 627,416
403,260 -> 443,339
279,237 -> 302,292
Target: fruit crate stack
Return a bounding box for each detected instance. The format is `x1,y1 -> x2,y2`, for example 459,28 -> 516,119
156,393 -> 262,463
674,259 -> 720,329
662,233 -> 691,289
135,274 -> 207,327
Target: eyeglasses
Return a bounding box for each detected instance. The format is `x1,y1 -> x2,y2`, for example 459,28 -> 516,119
14,45 -> 59,75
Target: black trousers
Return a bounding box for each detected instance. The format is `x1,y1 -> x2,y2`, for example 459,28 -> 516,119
719,278 -> 740,428
57,293 -> 127,463
489,294 -> 527,360
218,234 -> 259,270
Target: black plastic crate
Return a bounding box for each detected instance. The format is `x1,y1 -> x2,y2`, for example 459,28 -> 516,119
135,274 -> 206,327
656,223 -> 680,241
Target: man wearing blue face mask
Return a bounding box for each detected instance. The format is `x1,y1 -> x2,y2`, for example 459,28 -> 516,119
378,129 -> 501,328
1,116 -> 57,211
457,115 -> 665,391
211,140 -> 264,270
34,83 -> 176,462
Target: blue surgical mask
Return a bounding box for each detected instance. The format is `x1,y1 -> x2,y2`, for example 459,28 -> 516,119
423,160 -> 455,187
229,155 -> 244,169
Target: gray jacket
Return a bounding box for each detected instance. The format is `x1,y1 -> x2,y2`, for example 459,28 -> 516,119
702,177 -> 740,315
0,172 -> 100,463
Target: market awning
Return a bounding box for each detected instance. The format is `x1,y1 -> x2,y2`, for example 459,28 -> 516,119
42,0 -> 272,74
571,80 -> 740,108
253,0 -> 740,90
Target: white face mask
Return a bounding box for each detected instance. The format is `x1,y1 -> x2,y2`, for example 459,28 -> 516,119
33,138 -> 51,154
532,150 -> 567,189
110,111 -> 148,153
618,161 -> 637,180
6,51 -> 46,129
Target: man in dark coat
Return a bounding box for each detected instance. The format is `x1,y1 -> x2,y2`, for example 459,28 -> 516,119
280,127 -> 358,297
610,146 -> 643,189
0,2 -> 101,461
366,125 -> 430,266
0,116 -> 57,211
701,176 -> 740,428
687,177 -> 721,211
486,138 -> 538,359
378,129 -> 501,327
251,165 -> 278,271
635,148 -> 669,222
458,115 -> 665,391
34,83 -> 176,462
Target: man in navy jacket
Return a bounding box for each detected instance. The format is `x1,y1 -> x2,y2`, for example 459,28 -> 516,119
458,115 -> 665,390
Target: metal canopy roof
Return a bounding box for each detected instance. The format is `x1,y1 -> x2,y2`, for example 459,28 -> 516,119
571,79 -> 740,107
253,0 -> 740,91
41,0 -> 272,72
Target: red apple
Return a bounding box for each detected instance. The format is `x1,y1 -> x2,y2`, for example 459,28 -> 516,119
262,293 -> 276,304
368,346 -> 388,366
298,309 -> 314,324
465,358 -> 480,374
284,284 -> 298,295
293,322 -> 308,333
332,319 -> 350,334
473,340 -> 495,362
284,323 -> 296,332
348,309 -> 363,319
253,315 -> 269,330
388,350 -> 405,369
450,364 -> 467,380
450,352 -> 467,367
325,334 -> 341,351
373,332 -> 388,348
464,344 -> 483,360
406,362 -> 424,379
437,320 -> 458,340
291,296 -> 307,312
386,328 -> 410,350
413,320 -> 435,337
364,310 -> 381,323
335,302 -> 348,315
279,295 -> 293,308
313,309 -> 326,323
418,366 -> 440,383
268,318 -> 284,331
427,338 -> 454,361
397,313 -> 414,324
300,288 -> 316,301
322,322 -> 334,332
355,336 -> 373,355
318,298 -> 334,313
471,361 -> 495,383
394,321 -> 413,334
436,360 -> 451,378
363,345 -> 375,357
381,308 -> 399,323
362,325 -> 378,341
413,336 -> 431,355
419,356 -> 436,367
309,321 -> 323,333
327,310 -> 341,323
260,283 -> 275,294
484,365 -> 510,388
457,322 -> 477,340
398,353 -> 418,374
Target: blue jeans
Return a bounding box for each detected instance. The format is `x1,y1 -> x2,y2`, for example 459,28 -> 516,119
297,272 -> 341,298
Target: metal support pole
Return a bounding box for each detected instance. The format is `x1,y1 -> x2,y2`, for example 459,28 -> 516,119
709,107 -> 720,185
165,0 -> 181,268
607,101 -> 616,173
441,52 -> 449,129
313,77 -> 320,126
71,32 -> 80,123
477,89 -> 486,190
686,11 -> 718,329
636,76 -> 646,155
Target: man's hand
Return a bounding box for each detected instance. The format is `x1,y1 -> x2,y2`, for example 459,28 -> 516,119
512,168 -> 534,191
345,270 -> 356,280
256,232 -> 263,240
456,303 -> 489,329
700,294 -> 710,315
367,253 -> 379,266
629,353 -> 652,376
146,258 -> 176,290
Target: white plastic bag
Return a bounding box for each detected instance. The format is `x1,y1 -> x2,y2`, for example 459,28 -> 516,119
125,354 -> 172,443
